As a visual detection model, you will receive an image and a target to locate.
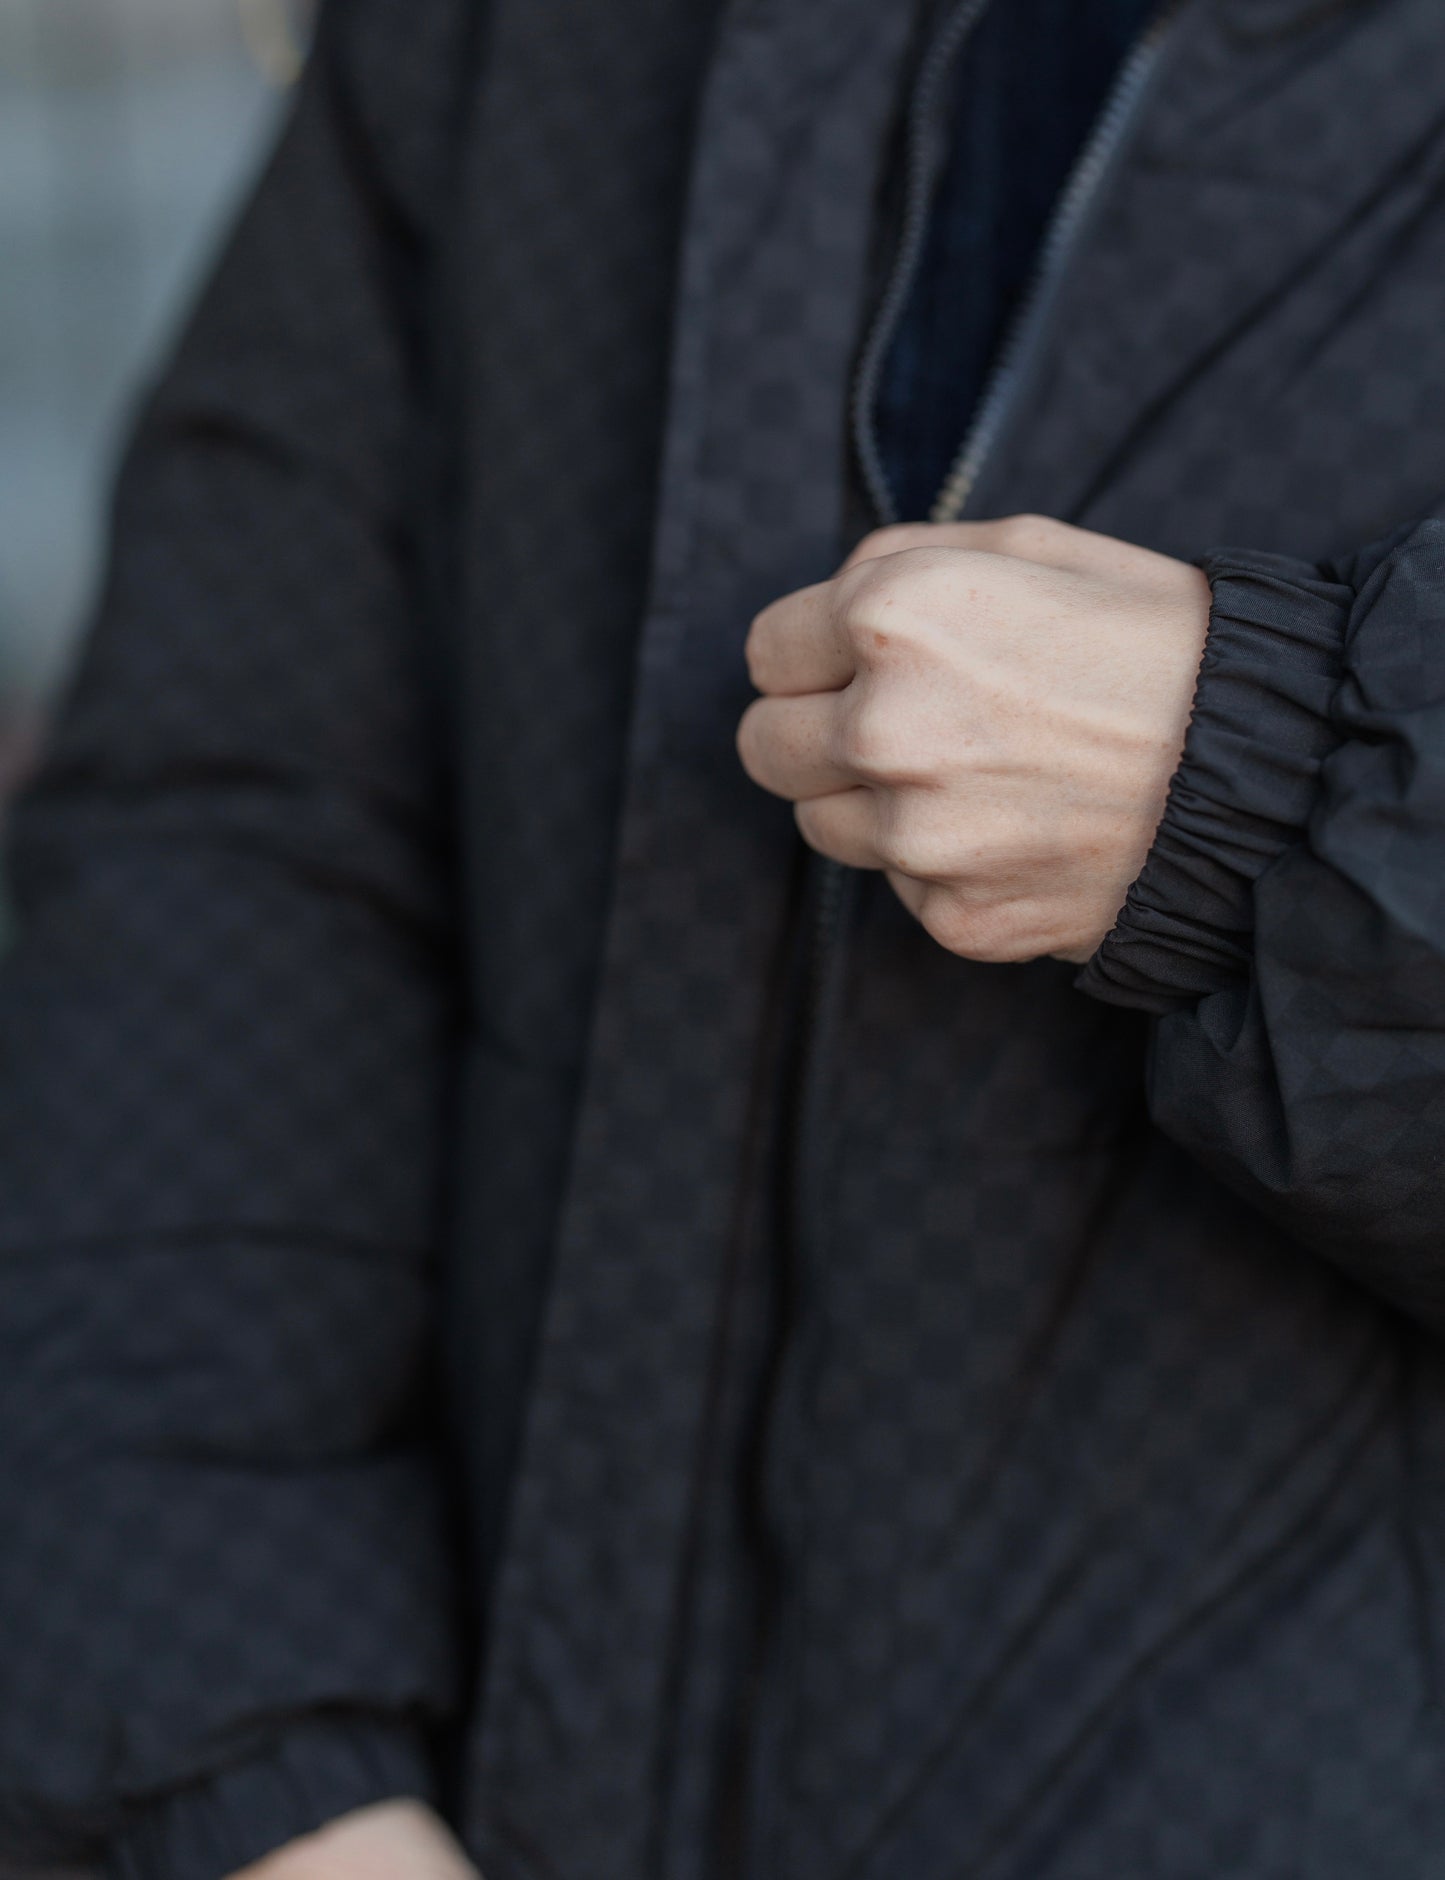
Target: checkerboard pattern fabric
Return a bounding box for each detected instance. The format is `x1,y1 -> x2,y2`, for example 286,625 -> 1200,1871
3,0 -> 1445,1877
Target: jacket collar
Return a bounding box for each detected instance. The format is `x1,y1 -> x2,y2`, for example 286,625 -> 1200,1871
1214,0 -> 1379,42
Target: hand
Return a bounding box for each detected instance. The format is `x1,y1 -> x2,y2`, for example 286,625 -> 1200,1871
737,515 -> 1211,964
230,1798 -> 481,1880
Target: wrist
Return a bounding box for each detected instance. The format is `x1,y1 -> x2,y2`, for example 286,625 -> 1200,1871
1078,548 -> 1350,1010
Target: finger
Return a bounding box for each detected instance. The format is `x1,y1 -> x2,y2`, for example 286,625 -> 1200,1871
884,867 -> 927,920
794,788 -> 884,870
737,693 -> 854,802
845,514 -> 1179,586
924,514 -> 1186,585
841,524 -> 947,572
746,581 -> 855,696
928,517 -> 1105,577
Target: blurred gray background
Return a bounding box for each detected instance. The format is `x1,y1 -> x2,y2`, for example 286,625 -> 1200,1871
0,0 -> 311,808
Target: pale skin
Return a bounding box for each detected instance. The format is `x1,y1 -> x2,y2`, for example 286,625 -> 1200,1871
230,1801 -> 479,1880
224,518 -> 1207,1880
737,515 -> 1213,965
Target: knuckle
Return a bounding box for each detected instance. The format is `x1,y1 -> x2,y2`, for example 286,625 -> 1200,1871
919,890 -> 979,957
871,819 -> 913,877
795,798 -> 838,862
840,563 -> 920,665
840,554 -> 900,614
995,512 -> 1058,557
851,524 -> 929,565
879,804 -> 948,879
838,696 -> 904,783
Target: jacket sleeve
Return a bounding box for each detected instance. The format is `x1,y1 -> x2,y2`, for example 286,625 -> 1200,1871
0,5 -> 474,1875
1079,517 -> 1445,1328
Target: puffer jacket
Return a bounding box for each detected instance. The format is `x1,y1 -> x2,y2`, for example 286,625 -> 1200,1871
4,1 -> 1445,1877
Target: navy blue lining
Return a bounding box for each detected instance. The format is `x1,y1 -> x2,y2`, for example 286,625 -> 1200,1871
877,0 -> 1159,521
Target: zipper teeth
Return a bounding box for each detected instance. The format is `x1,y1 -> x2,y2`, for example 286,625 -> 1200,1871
851,0 -> 995,530
750,15 -> 1187,1873
930,0 -> 1186,525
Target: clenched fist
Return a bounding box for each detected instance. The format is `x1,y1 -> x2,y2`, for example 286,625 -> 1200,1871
737,515 -> 1212,965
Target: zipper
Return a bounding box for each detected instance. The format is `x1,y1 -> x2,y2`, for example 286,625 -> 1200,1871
727,16 -> 1000,1862
840,0 -> 1193,979
732,850 -> 854,1880
736,2 -> 1191,1872
851,0 -> 997,530
931,0 -> 1188,523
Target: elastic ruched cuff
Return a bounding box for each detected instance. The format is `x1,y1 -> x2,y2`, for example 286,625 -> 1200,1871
1078,548 -> 1351,1014
107,1716 -> 438,1880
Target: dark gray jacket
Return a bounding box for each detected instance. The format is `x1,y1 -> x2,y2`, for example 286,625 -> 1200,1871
4,1 -> 1445,1877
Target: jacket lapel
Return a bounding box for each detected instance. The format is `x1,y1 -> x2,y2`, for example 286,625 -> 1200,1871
975,0 -> 1445,541
467,4 -> 917,1875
